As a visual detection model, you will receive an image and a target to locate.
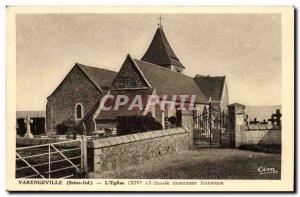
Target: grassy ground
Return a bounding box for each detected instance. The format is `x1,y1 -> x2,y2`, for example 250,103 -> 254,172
89,149 -> 281,179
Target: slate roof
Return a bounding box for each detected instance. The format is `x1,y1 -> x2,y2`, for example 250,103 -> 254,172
141,27 -> 185,69
95,89 -> 153,120
193,75 -> 226,101
48,63 -> 117,98
133,58 -> 208,104
76,63 -> 117,91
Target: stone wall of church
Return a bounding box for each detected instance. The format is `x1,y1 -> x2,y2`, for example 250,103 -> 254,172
46,66 -> 103,134
111,57 -> 149,89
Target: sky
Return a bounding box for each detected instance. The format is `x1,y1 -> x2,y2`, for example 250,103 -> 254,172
16,14 -> 281,111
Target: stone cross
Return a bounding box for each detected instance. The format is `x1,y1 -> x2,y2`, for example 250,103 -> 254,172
268,109 -> 282,127
274,109 -> 282,127
251,118 -> 259,124
157,14 -> 164,28
262,119 -> 268,125
24,116 -> 33,138
245,114 -> 249,125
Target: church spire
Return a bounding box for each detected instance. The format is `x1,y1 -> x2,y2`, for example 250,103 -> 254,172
141,20 -> 185,72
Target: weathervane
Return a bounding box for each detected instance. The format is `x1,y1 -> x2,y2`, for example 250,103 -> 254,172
157,14 -> 164,28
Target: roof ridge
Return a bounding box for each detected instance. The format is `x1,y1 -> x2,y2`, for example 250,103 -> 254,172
134,59 -> 191,78
132,58 -> 208,104
75,62 -> 117,73
218,77 -> 226,100
195,74 -> 226,78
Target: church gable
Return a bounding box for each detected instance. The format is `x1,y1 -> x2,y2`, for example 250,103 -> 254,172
48,65 -> 101,99
220,81 -> 229,112
193,75 -> 226,102
46,65 -> 103,133
111,55 -> 151,89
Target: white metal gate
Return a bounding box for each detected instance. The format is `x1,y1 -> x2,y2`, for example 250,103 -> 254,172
16,136 -> 87,179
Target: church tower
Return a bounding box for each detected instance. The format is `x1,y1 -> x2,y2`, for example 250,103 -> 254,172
141,25 -> 185,73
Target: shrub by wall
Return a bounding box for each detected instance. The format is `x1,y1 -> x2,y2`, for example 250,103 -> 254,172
116,115 -> 162,135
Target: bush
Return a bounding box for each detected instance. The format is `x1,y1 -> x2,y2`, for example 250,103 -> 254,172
55,119 -> 80,135
116,115 -> 162,135
16,118 -> 26,136
168,116 -> 177,125
56,123 -> 69,135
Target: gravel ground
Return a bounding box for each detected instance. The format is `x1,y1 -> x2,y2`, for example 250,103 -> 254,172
89,149 -> 281,179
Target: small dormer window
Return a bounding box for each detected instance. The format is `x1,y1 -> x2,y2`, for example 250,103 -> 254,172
171,65 -> 176,71
75,103 -> 84,121
170,65 -> 182,73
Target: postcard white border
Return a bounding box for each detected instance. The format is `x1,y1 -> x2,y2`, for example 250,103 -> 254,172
6,6 -> 294,192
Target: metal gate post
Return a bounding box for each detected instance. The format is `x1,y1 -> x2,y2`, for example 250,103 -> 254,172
219,112 -> 222,148
48,145 -> 51,179
209,102 -> 212,148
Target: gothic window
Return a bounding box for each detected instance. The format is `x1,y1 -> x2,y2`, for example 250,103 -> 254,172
75,103 -> 84,120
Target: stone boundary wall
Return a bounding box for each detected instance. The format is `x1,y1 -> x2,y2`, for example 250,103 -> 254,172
243,129 -> 281,145
88,128 -> 189,172
246,124 -> 281,131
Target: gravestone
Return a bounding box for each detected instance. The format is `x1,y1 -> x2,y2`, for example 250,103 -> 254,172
274,109 -> 282,127
268,109 -> 282,129
262,119 -> 268,124
250,118 -> 259,124
24,116 -> 34,138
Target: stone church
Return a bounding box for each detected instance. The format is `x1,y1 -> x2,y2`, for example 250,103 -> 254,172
46,26 -> 229,134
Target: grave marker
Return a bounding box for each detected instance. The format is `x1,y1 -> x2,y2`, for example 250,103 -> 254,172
24,116 -> 33,138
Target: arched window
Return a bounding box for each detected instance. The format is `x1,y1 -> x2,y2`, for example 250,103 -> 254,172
75,103 -> 84,120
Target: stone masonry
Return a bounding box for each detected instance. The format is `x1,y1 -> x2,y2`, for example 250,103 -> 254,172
111,56 -> 149,89
88,128 -> 189,172
244,130 -> 281,145
228,103 -> 246,148
181,109 -> 194,148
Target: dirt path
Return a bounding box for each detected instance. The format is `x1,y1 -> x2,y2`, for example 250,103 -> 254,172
89,149 -> 281,179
